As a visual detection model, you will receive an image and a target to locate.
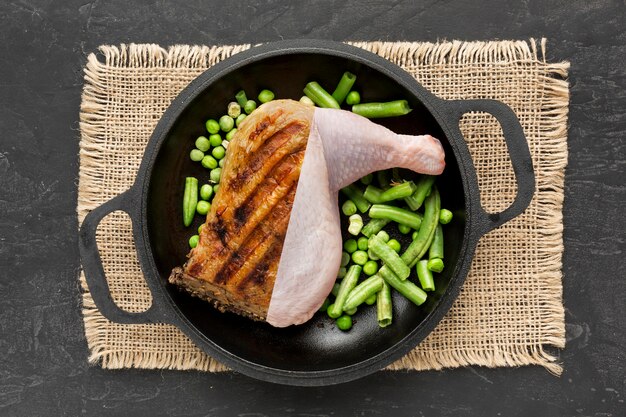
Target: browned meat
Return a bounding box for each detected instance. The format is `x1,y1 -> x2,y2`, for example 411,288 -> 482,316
169,100 -> 314,320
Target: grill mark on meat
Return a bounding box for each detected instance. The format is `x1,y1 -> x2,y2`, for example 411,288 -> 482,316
237,237 -> 284,291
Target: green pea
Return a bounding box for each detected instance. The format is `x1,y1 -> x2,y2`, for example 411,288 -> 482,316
363,260 -> 379,276
343,239 -> 357,253
365,294 -> 377,305
346,91 -> 361,105
200,184 -> 213,201
210,168 -> 222,184
412,230 -> 419,240
337,267 -> 347,279
195,136 -> 210,152
196,200 -> 211,215
225,128 -> 237,141
440,208 -> 453,224
342,200 -> 357,216
336,315 -> 352,331
205,119 -> 220,134
258,89 -> 275,103
244,99 -> 257,114
236,113 -> 247,127
319,298 -> 331,313
189,234 -> 199,248
341,252 -> 350,267
190,149 -> 204,162
398,223 -> 412,234
213,184 -> 220,194
198,223 -> 204,234
219,115 -> 234,132
212,146 -> 226,160
352,250 -> 368,266
387,239 -> 401,253
201,155 -> 218,170
344,307 -> 357,316
357,237 -> 369,251
209,133 -> 222,147
360,173 -> 373,185
219,158 -> 225,168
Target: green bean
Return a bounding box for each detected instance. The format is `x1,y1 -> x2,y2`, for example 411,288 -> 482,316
365,294 -> 377,305
183,177 -> 198,227
439,208 -> 453,224
331,71 -> 357,104
351,250 -> 368,266
378,265 -> 427,306
303,81 -> 340,109
398,223 -> 412,235
318,297 -> 331,313
429,224 -> 444,260
219,115 -> 234,132
235,90 -> 248,107
363,260 -> 379,276
361,218 -> 389,237
367,248 -> 379,261
344,239 -> 357,253
201,155 -> 218,170
376,230 -> 390,243
327,304 -> 341,319
357,237 -> 369,251
346,91 -> 360,105
377,280 -> 392,327
348,214 -> 364,235
360,173 -> 373,185
225,128 -> 237,141
368,235 -> 410,280
190,149 -> 204,162
258,89 -> 275,103
387,239 -> 401,253
235,113 -> 247,127
336,315 -> 352,331
363,185 -> 384,204
340,184 -> 371,213
196,200 -> 211,215
352,100 -> 412,118
369,204 -> 423,230
195,136 -> 210,152
416,260 -> 435,291
341,200 -> 357,216
405,175 -> 436,211
200,184 -> 213,201
244,99 -> 257,114
328,265 -> 361,318
400,187 -> 440,268
205,119 -> 220,134
227,102 -> 241,118
212,146 -> 226,160
209,168 -> 222,184
427,258 -> 444,273
376,170 -> 390,189
299,95 -> 315,106
343,275 -> 383,311
209,134 -> 222,147
189,234 -> 199,248
379,181 -> 417,202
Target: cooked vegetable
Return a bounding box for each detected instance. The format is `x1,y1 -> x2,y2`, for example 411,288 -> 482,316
341,200 -> 357,216
400,187 -> 440,268
429,224 -> 444,260
427,258 -> 444,273
183,177 -> 198,227
357,237 -> 369,251
209,168 -> 222,184
196,200 -> 211,216
376,170 -> 390,189
378,181 -> 417,202
387,238 -> 401,253
367,248 -> 379,261
378,266 -> 427,306
331,71 -> 357,104
398,223 -> 411,235
189,234 -> 199,248
190,149 -> 204,162
337,267 -> 347,278
243,99 -> 257,114
368,235 -> 410,280
200,184 -> 213,201
227,102 -> 241,118
201,155 -> 218,170
343,275 -> 383,311
318,298 -> 331,312
360,173 -> 373,185
328,265 -> 361,318
377,281 -> 392,327
213,184 -> 220,194
303,81 -> 340,109
365,294 -> 377,305
363,260 -> 379,276
348,214 -> 364,235
376,230 -> 390,243
327,303 -> 341,319
336,315 -> 353,331
209,134 -> 222,147
340,251 -> 350,267
219,115 -> 234,132
198,223 -> 204,234
351,250 -> 368,266
235,113 -> 247,127
258,89 -> 275,103
205,119 -> 220,134
405,175 -> 436,211
212,146 -> 226,160
361,218 -> 389,238
235,90 -> 248,107
226,128 -> 237,141
195,136 -> 210,152
345,91 -> 360,105
299,95 -> 315,106
439,208 -> 453,224
416,260 -> 435,291
343,239 -> 357,253
340,184 -> 371,213
352,100 -> 412,118
369,204 -> 423,230
363,185 -> 384,204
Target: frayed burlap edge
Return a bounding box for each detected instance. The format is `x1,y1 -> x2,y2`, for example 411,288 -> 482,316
78,39 -> 568,375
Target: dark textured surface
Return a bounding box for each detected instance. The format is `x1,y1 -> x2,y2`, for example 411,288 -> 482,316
0,0 -> 624,415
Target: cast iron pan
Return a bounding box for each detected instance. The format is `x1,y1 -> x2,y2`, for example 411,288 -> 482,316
78,39 -> 535,386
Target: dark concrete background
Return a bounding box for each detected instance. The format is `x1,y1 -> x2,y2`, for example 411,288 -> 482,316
1,0 -> 624,416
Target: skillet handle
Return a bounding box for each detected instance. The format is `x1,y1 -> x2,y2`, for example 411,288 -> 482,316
443,99 -> 535,235
79,187 -> 169,324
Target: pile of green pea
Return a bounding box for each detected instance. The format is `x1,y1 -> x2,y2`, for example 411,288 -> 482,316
184,89 -> 276,248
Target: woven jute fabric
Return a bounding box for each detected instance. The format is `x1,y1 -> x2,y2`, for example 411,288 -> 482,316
78,39 -> 569,374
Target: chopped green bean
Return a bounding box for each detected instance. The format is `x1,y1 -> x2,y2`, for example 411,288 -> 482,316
429,224 -> 444,260
340,185 -> 371,213
195,136 -> 210,152
196,200 -> 210,215
200,184 -> 213,201
400,187 -> 440,268
346,91 -> 361,105
303,81 -> 340,109
348,214 -> 364,235
201,155 -> 218,170
363,185 -> 385,204
363,260 -> 379,276
344,275 -> 383,311
299,95 -> 315,106
336,315 -> 353,331
405,175 -> 436,211
331,71 -> 357,104
377,281 -> 393,327
387,239 -> 401,253
357,237 -> 369,251
189,234 -> 199,248
342,200 -> 357,216
227,102 -> 241,118
439,208 -> 453,224
427,258 -> 444,273
344,239 -> 357,253
190,149 -> 204,162
416,260 -> 435,291
376,230 -> 390,243
258,89 -> 275,103
352,100 -> 412,118
361,218 -> 390,237
244,99 -> 257,114
235,90 -> 248,107
378,266 -> 427,306
327,303 -> 341,319
351,250 -> 368,266
209,134 -> 222,147
379,181 -> 417,202
219,115 -> 234,132
367,248 -> 379,261
369,204 -> 423,230
368,235 -> 410,280
205,119 -> 220,134
183,177 -> 198,227
328,265 -> 361,318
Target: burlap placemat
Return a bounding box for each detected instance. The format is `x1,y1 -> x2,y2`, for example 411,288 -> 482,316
78,39 -> 569,374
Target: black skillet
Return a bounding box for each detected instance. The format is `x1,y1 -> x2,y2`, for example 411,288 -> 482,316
78,39 -> 535,386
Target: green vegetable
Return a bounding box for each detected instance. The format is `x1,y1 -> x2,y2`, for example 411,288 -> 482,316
365,294 -> 377,305
227,102 -> 241,118
340,251 -> 350,267
344,307 -> 357,315
360,173 -> 373,185
336,315 -> 353,331
351,250 -> 368,266
378,181 -> 417,202
357,237 -> 369,251
244,99 -> 257,114
376,170 -> 390,189
225,128 -> 237,141
303,81 -> 340,109
343,275 -> 383,311
258,89 -> 275,103
235,90 -> 248,107
183,177 -> 198,227
331,71 -> 357,104
416,260 -> 435,291
205,119 -> 220,134
400,187 -> 440,268
427,258 -> 444,273
200,184 -> 213,201
189,234 -> 199,248
345,91 -> 361,105
405,175 -> 436,211
331,283 -> 341,297
369,204 -> 423,230
327,303 -> 341,319
352,100 -> 412,118
348,214 -> 364,235
341,200 -> 357,216
319,298 -> 331,313
209,168 -> 222,184
328,265 -> 361,318
209,134 -> 222,147
398,223 -> 411,234
429,224 -> 444,260
376,230 -> 390,243
363,260 -> 379,276
213,184 -> 220,194
412,230 -> 418,240
363,185 -> 384,204
299,95 -> 315,106
387,239 -> 401,253
235,113 -> 247,127
190,149 -> 204,162
439,208 -> 453,224
219,115 -> 234,132
361,218 -> 390,238
378,266 -> 427,306
212,146 -> 226,160
198,223 -> 204,234
340,184 -> 371,213
195,136 -> 210,152
344,239 -> 357,253
367,248 -> 379,261
201,155 -> 218,170
196,200 -> 211,215
337,267 -> 347,278
219,158 -> 225,168
368,235 -> 410,280
377,281 -> 393,327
